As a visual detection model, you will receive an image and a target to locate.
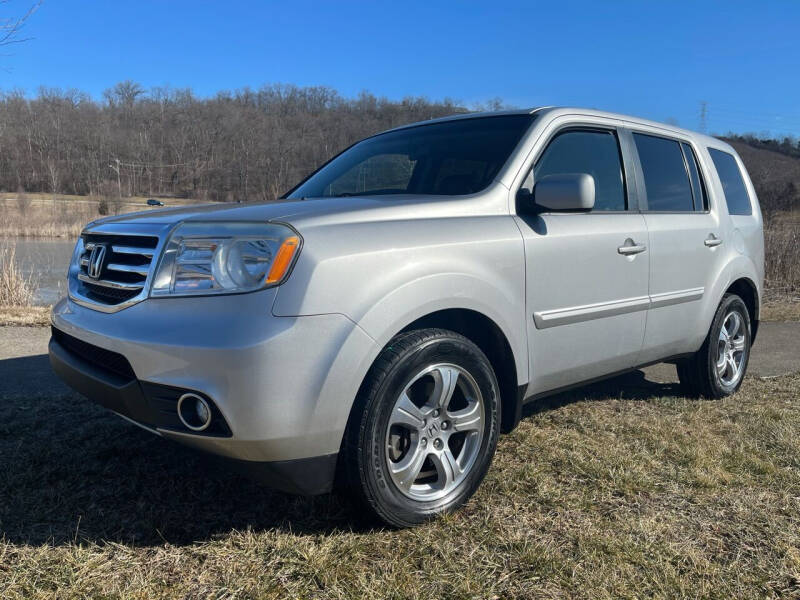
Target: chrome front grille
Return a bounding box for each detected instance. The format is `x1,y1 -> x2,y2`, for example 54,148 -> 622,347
69,223 -> 170,312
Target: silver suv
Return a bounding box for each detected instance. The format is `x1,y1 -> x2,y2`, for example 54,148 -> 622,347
50,108 -> 764,527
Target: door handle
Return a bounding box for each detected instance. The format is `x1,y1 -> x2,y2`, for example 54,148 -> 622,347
704,234 -> 723,248
618,239 -> 647,256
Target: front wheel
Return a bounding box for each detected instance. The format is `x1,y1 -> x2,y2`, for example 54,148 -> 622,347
677,293 -> 752,398
343,328 -> 500,527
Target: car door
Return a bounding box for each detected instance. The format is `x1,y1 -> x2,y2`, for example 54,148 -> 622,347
513,125 -> 650,396
627,131 -> 725,364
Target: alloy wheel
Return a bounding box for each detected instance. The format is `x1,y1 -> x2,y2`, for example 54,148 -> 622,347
716,310 -> 747,387
384,363 -> 485,501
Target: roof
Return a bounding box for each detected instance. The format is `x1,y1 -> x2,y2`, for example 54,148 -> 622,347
384,107 -> 545,133
385,106 -> 724,148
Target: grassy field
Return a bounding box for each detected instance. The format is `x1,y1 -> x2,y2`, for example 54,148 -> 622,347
1,370 -> 799,598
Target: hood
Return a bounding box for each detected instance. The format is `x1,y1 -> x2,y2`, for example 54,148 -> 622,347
86,192 -> 497,232
89,196 -> 378,226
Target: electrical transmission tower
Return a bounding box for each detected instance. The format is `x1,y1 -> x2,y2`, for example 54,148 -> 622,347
699,101 -> 708,133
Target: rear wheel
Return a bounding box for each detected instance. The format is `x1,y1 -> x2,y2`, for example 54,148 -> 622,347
343,328 -> 500,527
677,293 -> 751,398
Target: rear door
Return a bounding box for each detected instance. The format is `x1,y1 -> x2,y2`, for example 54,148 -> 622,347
514,123 -> 650,396
629,130 -> 726,363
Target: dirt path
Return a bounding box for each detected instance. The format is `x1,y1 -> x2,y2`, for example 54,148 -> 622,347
1,322 -> 798,398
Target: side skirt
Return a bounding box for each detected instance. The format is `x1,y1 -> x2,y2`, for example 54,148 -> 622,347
521,353 -> 694,405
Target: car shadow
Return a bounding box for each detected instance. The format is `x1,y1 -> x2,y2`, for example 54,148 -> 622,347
0,354 -> 370,547
522,368 -> 684,418
1,354 -> 681,547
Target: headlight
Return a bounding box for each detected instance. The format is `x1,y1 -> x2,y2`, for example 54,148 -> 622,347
150,222 -> 301,297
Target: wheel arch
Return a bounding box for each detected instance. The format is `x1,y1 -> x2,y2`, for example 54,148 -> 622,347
725,276 -> 760,343
396,308 -> 523,433
336,305 -> 525,493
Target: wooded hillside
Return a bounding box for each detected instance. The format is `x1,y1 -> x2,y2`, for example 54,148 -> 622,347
1,82 -> 798,213
0,83 -> 465,202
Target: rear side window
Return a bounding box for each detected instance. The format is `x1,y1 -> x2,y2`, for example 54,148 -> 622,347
709,148 -> 752,216
532,129 -> 626,211
633,133 -> 694,211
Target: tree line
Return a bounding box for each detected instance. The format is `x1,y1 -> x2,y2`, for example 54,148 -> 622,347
0,81 -> 796,213
722,135 -> 800,216
0,82 -> 467,202
726,133 -> 800,160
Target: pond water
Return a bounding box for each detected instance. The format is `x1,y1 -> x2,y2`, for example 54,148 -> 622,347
10,239 -> 75,305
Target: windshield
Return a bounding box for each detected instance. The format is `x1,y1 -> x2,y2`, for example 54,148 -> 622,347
286,114 -> 534,199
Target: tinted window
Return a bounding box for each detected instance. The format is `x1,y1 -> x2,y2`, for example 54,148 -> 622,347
709,148 -> 752,216
634,133 -> 694,211
287,115 -> 533,198
681,142 -> 707,211
327,154 -> 415,196
532,130 -> 626,211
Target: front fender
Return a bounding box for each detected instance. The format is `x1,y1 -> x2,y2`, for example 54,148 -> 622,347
272,216 -> 528,386
355,272 -> 528,386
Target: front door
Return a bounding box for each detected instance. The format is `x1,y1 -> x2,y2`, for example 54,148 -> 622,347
515,127 -> 650,396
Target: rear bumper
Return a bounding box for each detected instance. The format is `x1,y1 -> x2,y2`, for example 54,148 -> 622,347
48,333 -> 337,495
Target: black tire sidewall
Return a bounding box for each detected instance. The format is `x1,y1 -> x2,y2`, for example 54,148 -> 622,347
361,332 -> 499,525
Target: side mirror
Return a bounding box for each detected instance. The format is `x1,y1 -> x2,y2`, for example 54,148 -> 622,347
533,173 -> 595,211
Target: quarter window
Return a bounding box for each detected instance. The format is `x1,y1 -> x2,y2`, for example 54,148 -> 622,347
633,133 -> 694,212
709,148 -> 752,216
530,129 -> 626,211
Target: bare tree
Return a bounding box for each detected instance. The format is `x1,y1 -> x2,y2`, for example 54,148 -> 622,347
0,82 -> 467,202
0,1 -> 41,49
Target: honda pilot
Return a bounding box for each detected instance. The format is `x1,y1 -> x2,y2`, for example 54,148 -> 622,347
50,107 -> 764,527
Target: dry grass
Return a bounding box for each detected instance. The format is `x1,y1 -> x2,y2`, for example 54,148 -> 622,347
0,245 -> 36,306
1,371 -> 799,598
762,297 -> 800,322
762,214 -> 800,320
764,216 -> 800,296
1,197 -> 101,238
0,194 -> 207,239
0,305 -> 50,326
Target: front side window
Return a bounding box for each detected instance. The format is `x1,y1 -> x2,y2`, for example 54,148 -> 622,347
527,129 -> 626,211
633,133 -> 694,212
709,148 -> 752,216
286,115 -> 534,198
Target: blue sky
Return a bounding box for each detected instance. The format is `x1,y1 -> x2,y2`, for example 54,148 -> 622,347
3,0 -> 800,137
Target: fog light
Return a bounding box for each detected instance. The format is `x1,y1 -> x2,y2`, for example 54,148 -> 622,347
177,393 -> 212,432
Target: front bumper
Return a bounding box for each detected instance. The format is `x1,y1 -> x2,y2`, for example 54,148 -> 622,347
49,290 -> 378,494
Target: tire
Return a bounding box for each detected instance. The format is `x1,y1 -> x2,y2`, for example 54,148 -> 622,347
342,328 -> 500,527
677,293 -> 752,398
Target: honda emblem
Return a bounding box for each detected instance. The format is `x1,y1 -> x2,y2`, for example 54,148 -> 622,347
87,244 -> 107,279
